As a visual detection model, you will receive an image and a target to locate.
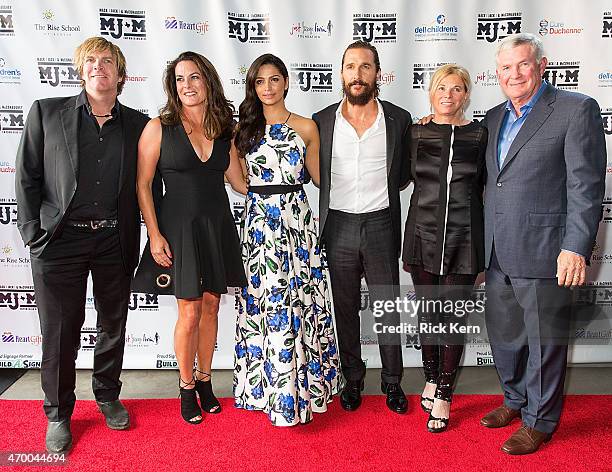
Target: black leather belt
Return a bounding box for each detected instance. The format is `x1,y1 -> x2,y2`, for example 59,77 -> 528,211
66,219 -> 118,229
248,184 -> 303,195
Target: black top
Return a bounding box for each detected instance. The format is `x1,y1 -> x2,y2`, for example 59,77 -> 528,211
402,121 -> 487,275
132,123 -> 246,298
69,91 -> 122,220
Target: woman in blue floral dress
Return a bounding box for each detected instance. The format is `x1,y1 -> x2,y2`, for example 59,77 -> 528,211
233,54 -> 341,426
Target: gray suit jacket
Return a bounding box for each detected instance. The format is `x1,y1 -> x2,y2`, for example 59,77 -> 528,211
15,94 -> 150,273
312,100 -> 411,256
483,82 -> 606,278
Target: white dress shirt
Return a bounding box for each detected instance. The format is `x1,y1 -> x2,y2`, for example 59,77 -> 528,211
329,99 -> 389,213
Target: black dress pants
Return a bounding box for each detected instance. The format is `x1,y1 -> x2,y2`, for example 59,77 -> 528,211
30,226 -> 131,421
324,209 -> 403,384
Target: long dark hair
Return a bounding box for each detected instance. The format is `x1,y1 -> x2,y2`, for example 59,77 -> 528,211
159,51 -> 234,139
235,54 -> 289,158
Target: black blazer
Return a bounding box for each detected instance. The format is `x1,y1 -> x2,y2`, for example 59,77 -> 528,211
312,100 -> 411,256
15,94 -> 149,273
402,121 -> 487,275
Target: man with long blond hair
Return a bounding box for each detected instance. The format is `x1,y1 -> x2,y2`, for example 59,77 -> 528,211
15,37 -> 149,453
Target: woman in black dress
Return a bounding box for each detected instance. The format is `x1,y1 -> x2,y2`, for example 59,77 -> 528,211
402,64 -> 487,432
133,52 -> 247,424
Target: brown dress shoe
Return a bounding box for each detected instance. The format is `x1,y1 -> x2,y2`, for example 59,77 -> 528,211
480,404 -> 521,428
501,425 -> 552,455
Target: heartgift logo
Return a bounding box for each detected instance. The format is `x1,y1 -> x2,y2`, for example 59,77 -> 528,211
164,15 -> 208,35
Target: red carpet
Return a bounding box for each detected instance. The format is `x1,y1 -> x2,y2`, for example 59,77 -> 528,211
0,395 -> 610,471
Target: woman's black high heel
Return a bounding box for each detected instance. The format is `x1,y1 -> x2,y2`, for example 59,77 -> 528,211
427,397 -> 451,433
420,396 -> 434,413
194,369 -> 221,414
179,377 -> 203,424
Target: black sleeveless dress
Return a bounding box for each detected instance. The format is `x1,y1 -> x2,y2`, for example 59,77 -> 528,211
133,123 -> 246,298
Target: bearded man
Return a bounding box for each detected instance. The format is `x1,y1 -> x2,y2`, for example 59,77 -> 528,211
312,40 -> 411,414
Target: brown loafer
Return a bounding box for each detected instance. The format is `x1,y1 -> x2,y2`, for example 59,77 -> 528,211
501,425 -> 552,455
480,404 -> 521,428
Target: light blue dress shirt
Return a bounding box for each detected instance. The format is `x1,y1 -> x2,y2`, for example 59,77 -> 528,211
497,82 -> 546,169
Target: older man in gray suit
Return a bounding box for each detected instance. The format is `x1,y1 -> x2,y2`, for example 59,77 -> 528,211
480,33 -> 606,455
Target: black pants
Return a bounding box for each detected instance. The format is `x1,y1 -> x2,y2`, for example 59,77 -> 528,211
408,265 -> 477,402
30,226 -> 131,421
324,209 -> 403,384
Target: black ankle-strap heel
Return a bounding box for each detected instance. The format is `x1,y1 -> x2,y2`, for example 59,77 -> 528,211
194,369 -> 222,414
179,377 -> 203,424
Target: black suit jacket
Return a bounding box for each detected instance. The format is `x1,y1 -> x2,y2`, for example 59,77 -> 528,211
312,100 -> 411,256
15,94 -> 149,274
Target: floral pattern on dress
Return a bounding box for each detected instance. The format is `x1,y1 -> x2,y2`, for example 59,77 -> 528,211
234,123 -> 342,426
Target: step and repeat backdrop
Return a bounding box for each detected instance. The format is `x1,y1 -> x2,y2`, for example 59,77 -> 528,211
0,0 -> 611,370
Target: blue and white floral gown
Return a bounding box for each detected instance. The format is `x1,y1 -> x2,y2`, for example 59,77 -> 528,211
234,123 -> 341,426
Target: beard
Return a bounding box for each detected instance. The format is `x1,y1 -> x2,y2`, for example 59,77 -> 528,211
342,79 -> 376,106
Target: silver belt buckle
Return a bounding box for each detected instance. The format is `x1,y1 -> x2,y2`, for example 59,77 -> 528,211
90,220 -> 101,230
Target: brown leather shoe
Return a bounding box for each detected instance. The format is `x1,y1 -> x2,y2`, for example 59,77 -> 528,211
480,404 -> 521,428
501,425 -> 552,455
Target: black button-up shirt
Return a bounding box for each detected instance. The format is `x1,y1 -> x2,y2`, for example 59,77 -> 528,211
69,90 -> 123,220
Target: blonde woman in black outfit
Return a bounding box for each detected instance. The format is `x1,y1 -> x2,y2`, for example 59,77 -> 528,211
403,64 -> 487,432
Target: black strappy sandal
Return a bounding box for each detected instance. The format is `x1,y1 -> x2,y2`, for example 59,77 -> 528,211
179,377 -> 203,424
427,397 -> 451,433
194,369 -> 222,414
420,396 -> 434,413
427,413 -> 449,433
